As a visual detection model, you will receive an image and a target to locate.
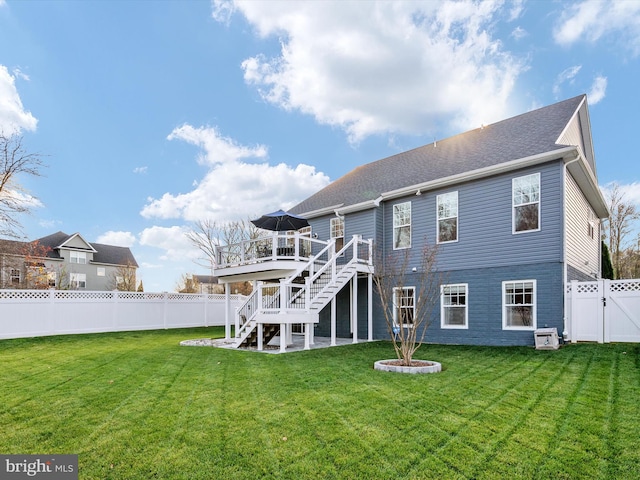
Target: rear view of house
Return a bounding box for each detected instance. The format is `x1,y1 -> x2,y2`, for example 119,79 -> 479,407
213,94 -> 608,348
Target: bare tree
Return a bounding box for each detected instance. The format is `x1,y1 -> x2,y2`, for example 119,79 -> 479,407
373,242 -> 442,366
176,273 -> 200,293
185,218 -> 262,271
603,183 -> 639,278
0,133 -> 46,239
108,262 -> 137,291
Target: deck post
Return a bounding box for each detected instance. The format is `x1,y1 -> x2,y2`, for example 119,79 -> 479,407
280,323 -> 287,352
352,275 -> 358,344
304,323 -> 311,350
257,323 -> 263,351
368,272 -> 373,341
331,297 -> 337,346
224,284 -> 231,340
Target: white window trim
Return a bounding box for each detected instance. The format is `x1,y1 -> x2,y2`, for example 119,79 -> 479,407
70,251 -> 87,264
437,191 -> 459,244
441,283 -> 468,329
393,286 -> 415,328
512,173 -> 541,234
330,217 -> 345,254
70,272 -> 87,289
393,201 -> 411,250
502,279 -> 537,330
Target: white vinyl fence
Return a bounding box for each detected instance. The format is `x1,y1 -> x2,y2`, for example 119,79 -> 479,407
567,279 -> 640,343
0,289 -> 245,340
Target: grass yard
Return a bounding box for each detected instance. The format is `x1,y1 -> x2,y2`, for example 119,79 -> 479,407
1,328 -> 639,479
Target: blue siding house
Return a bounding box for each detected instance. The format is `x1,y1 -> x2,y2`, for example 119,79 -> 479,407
213,95 -> 608,349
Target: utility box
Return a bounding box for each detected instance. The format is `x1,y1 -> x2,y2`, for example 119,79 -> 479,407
534,328 -> 559,350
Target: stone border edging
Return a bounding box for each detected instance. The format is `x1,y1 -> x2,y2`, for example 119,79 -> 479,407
374,360 -> 442,374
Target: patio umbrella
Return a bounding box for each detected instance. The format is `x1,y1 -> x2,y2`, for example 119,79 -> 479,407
250,209 -> 310,231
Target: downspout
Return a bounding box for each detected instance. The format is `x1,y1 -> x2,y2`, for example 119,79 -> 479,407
562,153 -> 581,342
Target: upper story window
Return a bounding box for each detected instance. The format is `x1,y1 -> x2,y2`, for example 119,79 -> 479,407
437,191 -> 458,243
587,211 -> 596,240
97,267 -> 106,277
513,173 -> 540,233
70,251 -> 87,264
503,280 -> 536,330
393,202 -> 411,249
330,217 -> 344,253
393,286 -> 415,327
441,284 -> 468,329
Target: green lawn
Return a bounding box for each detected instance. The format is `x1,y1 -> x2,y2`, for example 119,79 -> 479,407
1,328 -> 638,479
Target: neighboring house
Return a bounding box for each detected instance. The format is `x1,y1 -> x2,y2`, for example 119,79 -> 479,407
193,275 -> 220,294
0,231 -> 138,291
213,95 -> 608,348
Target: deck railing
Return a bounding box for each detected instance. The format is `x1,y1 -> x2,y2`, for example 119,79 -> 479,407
214,233 -> 329,268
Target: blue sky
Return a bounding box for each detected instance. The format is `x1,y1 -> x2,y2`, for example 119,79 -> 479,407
1,0 -> 639,292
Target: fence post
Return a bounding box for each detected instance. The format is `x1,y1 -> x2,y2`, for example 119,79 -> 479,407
602,279 -> 609,343
49,288 -> 56,335
204,293 -> 209,328
163,292 -> 168,330
113,290 -> 119,330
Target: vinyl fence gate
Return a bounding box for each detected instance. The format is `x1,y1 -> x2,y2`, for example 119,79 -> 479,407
567,279 -> 640,343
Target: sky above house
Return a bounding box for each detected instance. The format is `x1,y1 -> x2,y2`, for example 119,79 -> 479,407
1,0 -> 639,292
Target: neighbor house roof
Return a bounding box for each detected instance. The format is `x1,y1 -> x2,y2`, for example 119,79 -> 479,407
34,231 -> 139,267
291,95 -> 598,217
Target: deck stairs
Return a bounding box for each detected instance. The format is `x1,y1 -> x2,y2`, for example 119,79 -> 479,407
233,236 -> 371,349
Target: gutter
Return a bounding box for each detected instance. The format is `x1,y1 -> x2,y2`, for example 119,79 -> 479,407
379,146 -> 579,203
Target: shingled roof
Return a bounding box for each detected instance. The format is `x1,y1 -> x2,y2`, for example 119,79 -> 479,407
34,231 -> 139,267
291,95 -> 587,216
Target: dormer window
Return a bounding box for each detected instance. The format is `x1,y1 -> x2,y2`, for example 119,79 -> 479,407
70,251 -> 87,264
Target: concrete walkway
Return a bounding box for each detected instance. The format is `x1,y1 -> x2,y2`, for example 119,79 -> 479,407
181,335 -> 364,354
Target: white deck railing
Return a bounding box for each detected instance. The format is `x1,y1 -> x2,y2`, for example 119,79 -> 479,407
214,233 -> 329,268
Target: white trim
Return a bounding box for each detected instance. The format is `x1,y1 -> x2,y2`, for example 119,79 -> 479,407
441,283 -> 468,329
392,201 -> 411,250
437,191 -> 459,244
382,147 -> 577,202
512,173 -> 541,234
393,286 -> 415,328
502,279 -> 537,330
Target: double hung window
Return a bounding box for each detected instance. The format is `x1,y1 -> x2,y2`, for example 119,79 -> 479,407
393,202 -> 411,249
70,273 -> 86,289
513,173 -> 540,233
393,287 -> 415,327
437,192 -> 458,243
70,251 -> 87,264
330,217 -> 344,253
503,280 -> 536,329
441,284 -> 468,328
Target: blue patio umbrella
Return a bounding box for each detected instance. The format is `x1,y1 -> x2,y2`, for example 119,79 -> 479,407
250,209 -> 310,232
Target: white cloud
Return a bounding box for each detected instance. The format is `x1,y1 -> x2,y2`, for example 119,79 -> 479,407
141,125 -> 330,222
133,166 -> 148,174
511,26 -> 528,40
211,0 -> 235,25
12,68 -> 30,81
167,124 -> 268,166
0,65 -> 38,135
139,225 -> 199,262
96,231 -> 137,248
553,65 -> 582,97
226,1 -> 526,142
587,75 -> 607,104
554,0 -> 640,56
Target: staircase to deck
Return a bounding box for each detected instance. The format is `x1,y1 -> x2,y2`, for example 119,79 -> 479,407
233,236 -> 371,349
